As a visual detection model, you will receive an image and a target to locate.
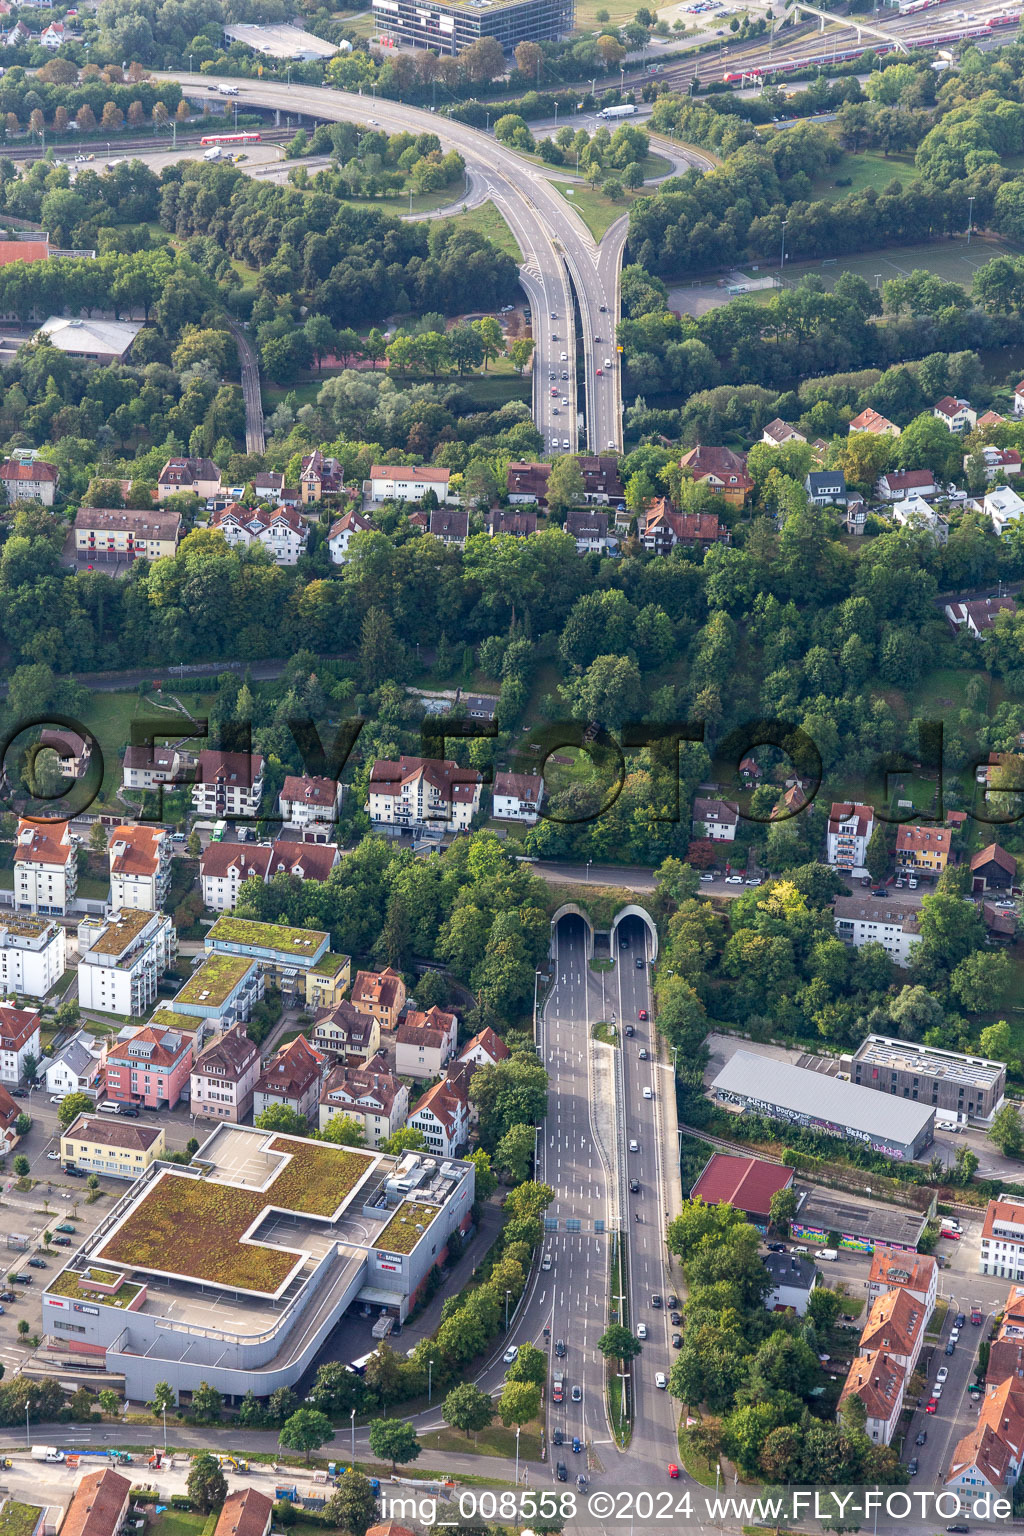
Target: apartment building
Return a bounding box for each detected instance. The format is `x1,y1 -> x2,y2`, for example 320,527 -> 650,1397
844,1036 -> 1005,1127
0,1004 -> 40,1085
407,1073 -> 470,1157
45,1030 -> 104,1097
866,1246 -> 938,1314
310,999 -> 380,1062
825,802 -> 875,874
369,465 -> 453,503
77,910 -> 177,1018
350,967 -> 406,1032
692,796 -> 739,842
211,503 -> 309,565
318,1055 -> 409,1147
168,953 -> 264,1034
267,841 -> 340,884
895,824 -> 952,878
190,1024 -> 261,1123
121,743 -> 196,793
396,1007 -> 458,1080
858,1286 -> 927,1376
74,507 -> 181,563
0,454 -> 57,504
199,844 -> 273,912
252,1035 -> 324,1124
304,953 -> 351,1011
60,1114 -> 166,1179
104,1021 -> 193,1109
981,1199 -> 1024,1281
278,774 -> 342,838
0,914 -> 66,997
492,772 -> 544,823
839,1350 -> 906,1445
108,825 -> 171,912
832,897 -> 922,968
191,749 -> 265,820
14,818 -> 76,914
204,916 -> 330,1000
157,456 -> 220,502
367,755 -> 482,834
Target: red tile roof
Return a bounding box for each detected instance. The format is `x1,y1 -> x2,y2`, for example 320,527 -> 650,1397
109,825 -> 165,879
214,1488 -> 273,1536
0,1005 -> 39,1053
827,802 -> 873,838
200,845 -> 273,881
895,824 -> 952,856
196,749 -> 265,788
269,841 -> 339,882
107,1023 -> 192,1071
459,1025 -> 510,1064
256,1034 -> 323,1100
14,819 -> 73,866
0,456 -> 56,480
971,843 -> 1016,876
679,444 -> 752,489
194,1024 -> 259,1082
867,1246 -> 935,1298
689,1153 -> 794,1216
371,464 -> 450,483
60,1468 -> 131,1536
352,968 -> 404,1013
369,755 -> 481,805
411,1074 -> 468,1135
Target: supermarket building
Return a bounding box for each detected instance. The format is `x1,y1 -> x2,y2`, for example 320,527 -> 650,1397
39,1124 -> 474,1402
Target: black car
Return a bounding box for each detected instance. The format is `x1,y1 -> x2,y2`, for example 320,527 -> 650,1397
624,1024 -> 634,1037
946,1526 -> 969,1533
945,1340 -> 955,1355
0,1291 -> 14,1302
908,1459 -> 918,1477
27,1258 -> 46,1269
64,1166 -> 86,1177
766,1242 -> 787,1253
119,1107 -> 139,1118
12,1275 -> 31,1284
553,1428 -> 563,1446
629,1179 -> 639,1193
956,1313 -> 967,1328
670,1310 -> 682,1325
556,1462 -> 568,1482
51,1237 -> 71,1247
671,1333 -> 683,1349
635,957 -> 644,968
555,1338 -> 566,1357
10,1089 -> 26,1098
916,1431 -> 927,1446
620,937 -> 628,950
666,1294 -> 678,1309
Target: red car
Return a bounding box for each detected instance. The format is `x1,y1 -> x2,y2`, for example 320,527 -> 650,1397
639,1009 -> 648,1021
941,1229 -> 961,1240
668,1464 -> 680,1479
926,1398 -> 938,1413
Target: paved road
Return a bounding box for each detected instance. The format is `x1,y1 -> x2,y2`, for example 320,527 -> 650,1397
229,319 -> 265,454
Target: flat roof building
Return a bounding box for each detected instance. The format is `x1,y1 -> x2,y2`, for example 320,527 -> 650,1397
373,0 -> 574,54
711,1050 -> 934,1161
223,22 -> 342,57
41,1128 -> 475,1401
792,1188 -> 931,1254
841,1035 -> 1006,1127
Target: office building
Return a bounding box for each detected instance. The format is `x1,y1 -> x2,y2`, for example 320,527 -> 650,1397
842,1035 -> 1006,1127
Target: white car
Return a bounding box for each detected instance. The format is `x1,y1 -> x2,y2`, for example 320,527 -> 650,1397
542,1253 -> 552,1271
629,1139 -> 639,1152
503,1345 -> 519,1364
950,1328 -> 961,1342
637,1322 -> 648,1339
560,352 -> 568,361
561,397 -> 569,406
937,1366 -> 949,1383
745,877 -> 762,886
725,875 -> 743,885
604,358 -> 612,367
655,1373 -> 668,1389
643,1086 -> 653,1100
932,1382 -> 943,1398
607,440 -> 615,448
700,873 -> 714,882
46,1150 -> 60,1160
562,439 -> 570,448
49,1095 -> 65,1105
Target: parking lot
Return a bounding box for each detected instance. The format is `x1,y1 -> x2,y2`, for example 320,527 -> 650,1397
906,1297 -> 986,1487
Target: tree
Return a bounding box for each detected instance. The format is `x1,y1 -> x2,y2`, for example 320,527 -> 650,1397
322,1471 -> 378,1536
546,456 -> 585,515
89,821 -> 108,853
806,1285 -> 844,1331
494,1122 -> 535,1182
58,1093 -> 95,1129
768,1187 -> 798,1233
186,1453 -> 227,1513
951,1144 -> 979,1186
597,1324 -> 642,1361
150,1381 -> 175,1413
990,1102 -> 1024,1157
980,1019 -> 1012,1060
441,1381 -> 494,1439
864,826 -> 889,883
498,1378 -> 541,1427
12,1156 -> 28,1178
279,1408 -> 333,1463
380,1127 -> 427,1155
367,1418 -> 421,1472
14,1114 -> 29,1138
98,1389 -> 121,1416
318,1114 -> 366,1147
190,1381 -> 223,1423
253,1105 -> 308,1134
363,1343 -> 403,1409
507,1341 -> 547,1386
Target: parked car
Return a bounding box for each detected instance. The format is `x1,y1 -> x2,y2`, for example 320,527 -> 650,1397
937,1367 -> 949,1384
10,1089 -> 26,1098
908,1459 -> 918,1477
945,1340 -> 955,1356
666,1296 -> 678,1308
725,875 -> 743,884
766,1242 -> 786,1253
955,1313 -> 967,1328
51,1237 -> 71,1247
671,1333 -> 683,1349
27,1258 -> 46,1269
670,1311 -> 682,1326
700,873 -> 714,882
926,1398 -> 938,1413
0,1291 -> 14,1302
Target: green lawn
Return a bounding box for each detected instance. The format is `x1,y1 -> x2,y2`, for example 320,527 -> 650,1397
147,1513 -> 207,1536
811,147 -> 919,202
777,234 -> 1024,294
326,174 -> 468,217
450,200 -> 523,263
556,182 -> 631,240
420,1420 -> 543,1460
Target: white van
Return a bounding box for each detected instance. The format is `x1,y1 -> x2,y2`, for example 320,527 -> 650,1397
99,1101 -> 120,1114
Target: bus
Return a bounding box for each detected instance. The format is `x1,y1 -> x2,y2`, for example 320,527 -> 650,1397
199,131 -> 261,147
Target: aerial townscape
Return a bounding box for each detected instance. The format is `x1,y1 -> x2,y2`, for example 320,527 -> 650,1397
9,0 -> 1024,1530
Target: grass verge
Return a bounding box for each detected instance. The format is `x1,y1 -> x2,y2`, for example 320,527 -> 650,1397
676,1415 -> 719,1487
450,200 -> 523,263
419,1420 -> 543,1460
607,1231 -> 633,1448
593,1021 -> 620,1046
556,183 -> 632,240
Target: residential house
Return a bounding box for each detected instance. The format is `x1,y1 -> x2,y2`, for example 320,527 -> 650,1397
327,509 -> 372,564
311,999 -> 380,1062
640,501 -> 727,555
121,742 -> 196,793
299,449 -> 343,504
762,1251 -> 819,1315
157,456 -> 220,503
74,507 -> 181,563
40,20 -> 65,45
762,418 -> 805,446
679,444 -> 752,506
78,910 -> 176,1019
506,462 -> 550,506
891,494 -> 949,543
60,1114 -> 165,1179
428,507 -> 469,546
876,469 -> 939,501
895,824 -> 952,878
858,1286 -> 927,1375
981,484 -> 1024,535
0,455 -> 57,504
189,1023 -> 260,1123
2,20 -> 29,44
866,1246 -> 938,1314
971,843 -> 1016,893
252,471 -> 299,506
252,1034 -> 324,1124
278,774 -> 342,838
0,915 -> 66,998
40,727 -> 91,778
304,953 -> 351,1011
458,1025 -> 510,1068
369,465 -> 453,503
692,796 -> 739,842
14,818 -> 76,914
833,897 -> 922,968
351,968 -> 406,1032
804,470 -> 847,507
59,1468 -> 132,1536
0,1004 -> 40,1085
492,771 -> 544,823
211,503 -> 308,565
689,1152 -> 795,1232
839,1350 -> 906,1445
578,455 -> 624,505
408,1072 -> 471,1156
107,825 -> 170,912
984,902 -> 1017,942
212,1489 -> 273,1536
0,1084 -> 19,1152
199,844 -> 273,912
971,445 -> 1022,482
318,1054 -> 408,1148
826,802 -> 875,874
933,395 -> 977,433
947,1369 -> 1024,1494
841,493 -> 867,535
486,507 -> 537,536
1014,379 -> 1024,418
44,1029 -> 104,1097
848,407 -> 901,437
945,596 -> 1018,636
191,749 -> 265,820
565,506 -> 614,554
103,1018 -> 192,1109
395,1006 -> 458,1079
267,841 -> 340,884
170,955 -> 263,1033
367,756 -> 482,834
980,1199 -> 1024,1281
979,410 -> 1008,429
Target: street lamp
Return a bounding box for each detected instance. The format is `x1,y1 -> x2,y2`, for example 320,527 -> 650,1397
505,1288 -> 512,1329
967,194 -> 975,245
427,1357 -> 434,1404
188,53 -> 193,75
485,111 -> 491,132
514,1425 -> 521,1485
162,1404 -> 167,1451
586,860 -> 592,882
350,1406 -> 356,1460
780,218 -> 788,271
24,1399 -> 32,1449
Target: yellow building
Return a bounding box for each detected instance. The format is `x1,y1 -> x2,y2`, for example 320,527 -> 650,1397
304,953 -> 352,1011
74,507 -> 181,565
61,1113 -> 166,1179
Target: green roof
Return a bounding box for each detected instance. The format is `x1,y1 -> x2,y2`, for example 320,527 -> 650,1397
376,1199 -> 441,1254
175,954 -> 254,1007
209,915 -> 328,957
50,1268 -> 142,1309
311,952 -> 351,977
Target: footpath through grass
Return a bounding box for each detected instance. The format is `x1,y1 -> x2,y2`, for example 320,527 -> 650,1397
420,1419 -> 543,1460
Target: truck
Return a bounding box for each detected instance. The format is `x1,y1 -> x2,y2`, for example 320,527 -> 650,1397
217,83 -> 240,95
816,1248 -> 838,1262
599,103 -> 637,118
203,146 -> 222,162
31,1447 -> 64,1463
552,1370 -> 565,1404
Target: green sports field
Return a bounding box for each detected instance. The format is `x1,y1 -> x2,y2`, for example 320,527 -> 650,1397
776,233 -> 1024,293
